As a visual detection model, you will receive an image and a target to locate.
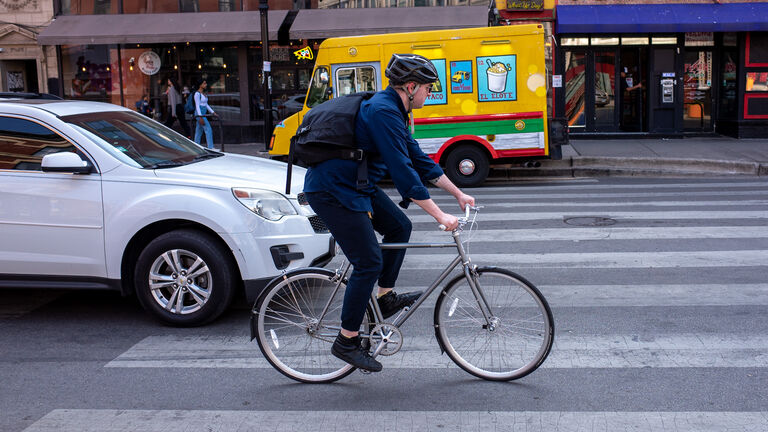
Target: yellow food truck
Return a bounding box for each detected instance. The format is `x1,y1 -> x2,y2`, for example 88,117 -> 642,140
269,24 -> 566,187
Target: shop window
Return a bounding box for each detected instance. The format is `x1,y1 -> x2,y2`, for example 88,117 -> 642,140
61,45 -> 120,106
651,36 -> 677,45
621,37 -> 648,46
61,0 -> 118,14
0,117 -> 75,171
590,37 -> 618,46
719,50 -> 738,118
564,51 -> 585,129
684,32 -> 714,47
180,0 -> 239,12
123,0 -> 179,13
746,73 -> 768,92
335,66 -> 376,97
561,37 -> 588,47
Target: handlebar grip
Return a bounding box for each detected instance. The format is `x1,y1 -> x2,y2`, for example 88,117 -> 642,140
438,224 -> 448,231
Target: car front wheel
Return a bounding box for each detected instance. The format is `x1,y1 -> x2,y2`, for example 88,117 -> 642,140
134,229 -> 236,326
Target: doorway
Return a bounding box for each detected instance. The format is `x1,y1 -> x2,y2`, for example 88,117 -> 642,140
564,49 -> 619,132
0,60 -> 38,93
683,49 -> 715,131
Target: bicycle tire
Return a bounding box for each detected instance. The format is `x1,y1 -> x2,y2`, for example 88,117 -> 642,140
434,267 -> 554,381
253,268 -> 372,384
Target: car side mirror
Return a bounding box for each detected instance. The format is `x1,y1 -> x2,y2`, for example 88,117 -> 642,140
41,152 -> 93,174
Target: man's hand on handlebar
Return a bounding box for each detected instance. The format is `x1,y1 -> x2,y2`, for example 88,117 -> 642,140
437,212 -> 459,231
458,192 -> 475,212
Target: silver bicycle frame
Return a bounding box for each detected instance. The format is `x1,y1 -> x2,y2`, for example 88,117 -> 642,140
313,226 -> 495,333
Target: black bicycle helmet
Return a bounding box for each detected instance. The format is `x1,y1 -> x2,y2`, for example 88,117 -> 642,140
385,53 -> 439,85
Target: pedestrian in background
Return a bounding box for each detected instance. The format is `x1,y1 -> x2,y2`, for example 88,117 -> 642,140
163,77 -> 190,138
193,79 -> 218,149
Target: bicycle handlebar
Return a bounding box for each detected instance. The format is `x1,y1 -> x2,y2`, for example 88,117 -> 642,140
438,205 -> 477,232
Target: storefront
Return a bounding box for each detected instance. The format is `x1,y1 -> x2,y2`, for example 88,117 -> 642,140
38,6 -> 488,143
554,3 -> 768,138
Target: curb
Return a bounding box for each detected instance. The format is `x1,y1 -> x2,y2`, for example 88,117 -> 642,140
496,156 -> 767,179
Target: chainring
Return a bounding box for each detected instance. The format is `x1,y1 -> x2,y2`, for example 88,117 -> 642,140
368,324 -> 403,356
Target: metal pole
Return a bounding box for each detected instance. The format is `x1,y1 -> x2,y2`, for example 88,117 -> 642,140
259,0 -> 273,147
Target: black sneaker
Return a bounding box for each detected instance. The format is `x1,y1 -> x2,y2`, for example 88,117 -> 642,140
331,334 -> 383,372
377,290 -> 422,319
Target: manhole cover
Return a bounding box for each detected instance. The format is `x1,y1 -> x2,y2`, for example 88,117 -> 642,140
563,216 -> 617,227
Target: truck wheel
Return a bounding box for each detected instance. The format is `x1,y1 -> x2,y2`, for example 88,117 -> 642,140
444,145 -> 490,188
134,229 -> 236,326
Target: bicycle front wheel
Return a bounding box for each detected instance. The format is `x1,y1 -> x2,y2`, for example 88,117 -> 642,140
434,267 -> 554,381
253,268 -> 371,384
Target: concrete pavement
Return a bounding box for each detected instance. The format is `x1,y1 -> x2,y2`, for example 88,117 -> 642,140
220,136 -> 768,178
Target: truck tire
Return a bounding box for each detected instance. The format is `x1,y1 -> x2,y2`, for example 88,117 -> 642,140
444,144 -> 490,188
134,229 -> 236,326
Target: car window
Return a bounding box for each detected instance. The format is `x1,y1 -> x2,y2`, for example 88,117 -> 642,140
62,110 -> 213,168
336,66 -> 377,96
0,116 -> 77,171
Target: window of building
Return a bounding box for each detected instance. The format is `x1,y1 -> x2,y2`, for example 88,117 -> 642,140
591,37 -> 618,46
651,36 -> 677,45
561,37 -> 588,47
0,117 -> 76,171
61,44 -> 120,105
685,32 -> 714,47
61,0 -> 118,15
123,0 -> 180,13
621,36 -> 648,46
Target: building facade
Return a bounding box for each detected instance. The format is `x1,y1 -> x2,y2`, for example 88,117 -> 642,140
36,1 -> 487,143
0,0 -> 57,94
552,0 -> 768,138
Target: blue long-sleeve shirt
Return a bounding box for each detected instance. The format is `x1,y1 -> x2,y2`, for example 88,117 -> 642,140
304,86 -> 444,213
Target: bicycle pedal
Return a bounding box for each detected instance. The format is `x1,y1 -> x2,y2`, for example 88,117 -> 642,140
359,368 -> 372,375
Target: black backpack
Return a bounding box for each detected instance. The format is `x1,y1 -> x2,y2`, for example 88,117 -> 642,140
285,91 -> 375,194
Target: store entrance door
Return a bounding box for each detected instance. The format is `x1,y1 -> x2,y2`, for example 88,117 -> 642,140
649,47 -> 682,134
564,49 -> 618,132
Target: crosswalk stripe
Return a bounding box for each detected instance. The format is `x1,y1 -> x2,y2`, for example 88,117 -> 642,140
396,250 -> 768,269
416,200 -> 768,208
412,190 -> 768,201
406,210 -> 768,222
105,334 -> 768,369
24,409 -> 768,432
470,180 -> 768,191
367,284 -> 768,307
408,226 -> 768,242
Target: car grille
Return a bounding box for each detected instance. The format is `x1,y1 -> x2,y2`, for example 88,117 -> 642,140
308,215 -> 329,233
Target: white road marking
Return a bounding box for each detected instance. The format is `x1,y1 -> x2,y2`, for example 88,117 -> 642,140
106,334 -> 768,369
406,210 -> 768,222
24,409 -> 768,432
408,226 -> 768,242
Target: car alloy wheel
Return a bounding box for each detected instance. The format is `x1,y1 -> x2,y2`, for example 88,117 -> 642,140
148,248 -> 212,315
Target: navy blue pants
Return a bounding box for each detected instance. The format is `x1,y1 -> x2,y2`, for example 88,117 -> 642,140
305,187 -> 412,332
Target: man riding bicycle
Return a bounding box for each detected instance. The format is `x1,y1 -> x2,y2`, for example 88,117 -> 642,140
303,53 -> 475,372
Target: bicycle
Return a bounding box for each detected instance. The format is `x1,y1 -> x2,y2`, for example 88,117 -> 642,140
250,206 -> 554,383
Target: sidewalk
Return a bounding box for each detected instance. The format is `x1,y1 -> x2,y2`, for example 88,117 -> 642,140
221,136 -> 768,178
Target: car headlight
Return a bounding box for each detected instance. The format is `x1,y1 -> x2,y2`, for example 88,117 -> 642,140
232,188 -> 297,221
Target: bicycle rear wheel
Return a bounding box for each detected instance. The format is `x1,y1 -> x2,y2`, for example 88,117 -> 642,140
253,268 -> 371,383
434,267 -> 554,381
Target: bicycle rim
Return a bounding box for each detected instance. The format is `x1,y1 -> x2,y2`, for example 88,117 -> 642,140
435,268 -> 554,381
255,270 -> 368,383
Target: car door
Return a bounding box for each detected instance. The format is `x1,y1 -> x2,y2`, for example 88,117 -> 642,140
0,115 -> 106,277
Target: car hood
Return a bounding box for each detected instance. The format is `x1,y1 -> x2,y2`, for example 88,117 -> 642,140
153,153 -> 306,196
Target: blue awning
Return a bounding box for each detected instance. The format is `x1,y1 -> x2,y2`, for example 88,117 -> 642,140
557,4 -> 768,34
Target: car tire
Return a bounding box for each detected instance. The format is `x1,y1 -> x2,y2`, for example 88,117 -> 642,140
134,229 -> 237,326
444,144 -> 490,188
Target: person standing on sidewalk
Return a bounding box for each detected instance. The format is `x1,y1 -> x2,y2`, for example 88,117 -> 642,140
193,79 -> 218,149
164,77 -> 190,138
303,53 -> 475,372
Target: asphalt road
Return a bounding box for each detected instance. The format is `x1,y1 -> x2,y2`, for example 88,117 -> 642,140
2,177 -> 768,431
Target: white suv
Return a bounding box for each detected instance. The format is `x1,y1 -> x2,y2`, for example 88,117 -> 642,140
0,99 -> 333,326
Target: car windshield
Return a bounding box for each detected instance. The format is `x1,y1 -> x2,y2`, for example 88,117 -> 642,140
62,110 -> 220,168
